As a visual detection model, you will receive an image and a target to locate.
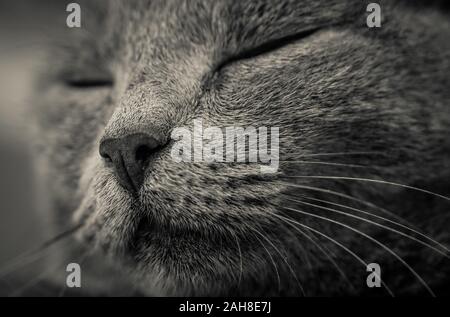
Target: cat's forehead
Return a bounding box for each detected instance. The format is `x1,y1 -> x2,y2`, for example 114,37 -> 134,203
71,0 -> 362,93
112,0 -> 357,59
58,0 -> 361,85
118,0 -> 354,30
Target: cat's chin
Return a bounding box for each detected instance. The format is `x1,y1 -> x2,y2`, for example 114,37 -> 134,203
72,169 -> 282,295
74,201 -> 294,296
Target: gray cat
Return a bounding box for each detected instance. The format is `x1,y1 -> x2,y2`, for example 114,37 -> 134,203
29,0 -> 450,296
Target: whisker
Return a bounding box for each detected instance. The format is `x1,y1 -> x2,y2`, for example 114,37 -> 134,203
275,181 -> 413,227
283,151 -> 386,158
250,230 -> 282,293
231,233 -> 243,289
7,268 -> 53,297
7,250 -> 74,298
5,236 -> 85,297
286,193 -> 450,255
282,219 -> 355,291
279,161 -> 366,168
278,205 -> 436,296
250,227 -> 305,296
268,211 -> 394,296
299,236 -> 314,273
307,230 -> 357,292
0,223 -> 83,280
282,175 -> 450,202
283,196 -> 450,258
272,222 -> 315,273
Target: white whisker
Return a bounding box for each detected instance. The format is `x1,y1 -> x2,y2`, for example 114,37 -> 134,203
250,230 -> 282,293
268,212 -> 394,296
283,220 -> 355,290
279,205 -> 435,296
279,161 -> 366,168
251,227 -> 305,296
283,196 -> 449,258
283,151 -> 385,158
232,233 -> 243,289
282,175 -> 450,202
275,181 -> 412,227
287,193 -> 450,255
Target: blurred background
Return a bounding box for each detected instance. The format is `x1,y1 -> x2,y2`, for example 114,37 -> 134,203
0,0 -> 62,273
0,1 -> 118,296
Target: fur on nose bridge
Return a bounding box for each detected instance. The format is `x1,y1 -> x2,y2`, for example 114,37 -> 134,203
98,95 -> 174,194
101,98 -> 171,142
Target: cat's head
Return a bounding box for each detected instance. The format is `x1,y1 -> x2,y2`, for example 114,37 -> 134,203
33,0 -> 450,296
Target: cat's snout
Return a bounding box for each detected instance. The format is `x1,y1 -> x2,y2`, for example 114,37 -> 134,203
99,133 -> 161,194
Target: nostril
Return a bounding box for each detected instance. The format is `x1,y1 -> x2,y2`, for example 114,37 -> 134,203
135,144 -> 153,167
99,133 -> 163,194
102,153 -> 113,163
99,142 -> 114,163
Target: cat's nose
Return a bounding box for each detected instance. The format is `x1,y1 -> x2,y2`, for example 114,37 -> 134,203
99,133 -> 160,194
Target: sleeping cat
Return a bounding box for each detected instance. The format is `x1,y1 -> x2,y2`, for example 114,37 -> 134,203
30,0 -> 450,296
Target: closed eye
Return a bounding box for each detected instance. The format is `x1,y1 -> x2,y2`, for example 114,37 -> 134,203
65,78 -> 114,89
216,27 -> 322,71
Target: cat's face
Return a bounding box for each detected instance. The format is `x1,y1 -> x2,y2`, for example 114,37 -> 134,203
34,0 -> 450,296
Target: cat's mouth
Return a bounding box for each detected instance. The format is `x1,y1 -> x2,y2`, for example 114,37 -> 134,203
132,215 -> 209,243
76,192 -> 232,262
131,216 -> 223,249
72,157 -> 285,291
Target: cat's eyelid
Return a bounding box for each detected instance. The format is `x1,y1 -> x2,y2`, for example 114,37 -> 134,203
61,67 -> 114,89
216,26 -> 323,71
65,78 -> 114,89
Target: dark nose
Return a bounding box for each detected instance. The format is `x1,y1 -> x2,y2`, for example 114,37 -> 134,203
99,133 -> 160,194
